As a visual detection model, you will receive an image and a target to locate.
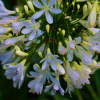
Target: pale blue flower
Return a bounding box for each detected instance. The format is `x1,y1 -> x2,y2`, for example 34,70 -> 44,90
4,59 -> 26,89
12,22 -> 24,34
40,48 -> 63,71
28,64 -> 60,94
32,0 -> 62,24
76,45 -> 94,65
44,82 -> 64,96
65,36 -> 81,61
22,16 -> 43,40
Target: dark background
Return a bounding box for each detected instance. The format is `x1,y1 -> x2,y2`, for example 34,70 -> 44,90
0,0 -> 100,100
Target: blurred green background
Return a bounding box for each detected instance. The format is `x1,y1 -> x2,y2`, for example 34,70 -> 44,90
0,0 -> 100,100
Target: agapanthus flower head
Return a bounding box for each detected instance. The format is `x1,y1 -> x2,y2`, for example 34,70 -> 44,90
0,0 -> 100,97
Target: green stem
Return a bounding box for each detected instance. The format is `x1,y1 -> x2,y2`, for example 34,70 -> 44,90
76,89 -> 83,100
86,84 -> 99,100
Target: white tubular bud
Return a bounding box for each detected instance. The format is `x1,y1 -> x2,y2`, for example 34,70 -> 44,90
27,1 -> 35,12
24,5 -> 29,15
15,8 -> 19,13
72,1 -> 75,7
46,24 -> 50,33
38,51 -> 43,58
62,30 -> 65,36
77,4 -> 80,10
87,2 -> 92,12
15,46 -> 20,50
16,50 -> 29,57
83,4 -> 87,15
88,1 -> 98,27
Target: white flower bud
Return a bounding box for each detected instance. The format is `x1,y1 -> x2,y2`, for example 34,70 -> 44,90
16,50 -> 29,57
24,5 -> 29,15
38,51 -> 43,58
46,24 -> 50,33
27,1 -> 35,12
83,4 -> 87,15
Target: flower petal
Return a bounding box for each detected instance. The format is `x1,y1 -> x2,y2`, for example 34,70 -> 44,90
42,60 -> 47,70
32,10 -> 44,19
21,28 -> 30,34
31,16 -> 36,24
41,0 -> 47,5
45,12 -> 53,24
33,1 -> 43,8
49,8 -> 61,14
29,32 -> 36,40
48,0 -> 56,7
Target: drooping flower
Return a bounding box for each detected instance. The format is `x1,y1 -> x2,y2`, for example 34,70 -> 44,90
65,36 -> 81,61
28,64 -> 61,94
76,45 -> 94,65
3,59 -> 27,89
32,0 -> 62,24
40,48 -> 63,71
12,21 -> 24,34
21,16 -> 43,40
58,42 -> 67,55
44,78 -> 64,96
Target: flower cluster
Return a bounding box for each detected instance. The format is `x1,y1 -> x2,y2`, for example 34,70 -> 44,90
0,0 -> 100,96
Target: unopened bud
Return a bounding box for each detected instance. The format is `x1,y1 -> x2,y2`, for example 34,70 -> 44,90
46,24 -> 50,33
77,4 -> 80,10
47,48 -> 51,54
58,28 -> 61,32
38,51 -> 43,58
83,4 -> 87,15
62,30 -> 65,36
27,1 -> 35,12
24,5 -> 29,15
72,1 -> 75,6
67,2 -> 69,6
35,63 -> 40,69
88,1 -> 97,27
15,8 -> 19,13
16,50 -> 29,57
87,2 -> 92,12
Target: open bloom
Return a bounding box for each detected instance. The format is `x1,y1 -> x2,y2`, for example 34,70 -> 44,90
0,0 -> 15,18
22,16 -> 42,40
32,0 -> 61,24
4,59 -> 27,89
65,36 -> 81,61
44,81 -> 64,96
40,48 -> 63,71
28,64 -> 61,94
12,22 -> 24,34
